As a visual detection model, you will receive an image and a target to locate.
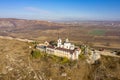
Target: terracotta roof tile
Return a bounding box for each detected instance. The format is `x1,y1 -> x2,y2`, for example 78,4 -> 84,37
47,45 -> 74,54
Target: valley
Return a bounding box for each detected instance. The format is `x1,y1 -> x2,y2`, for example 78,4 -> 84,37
0,18 -> 120,50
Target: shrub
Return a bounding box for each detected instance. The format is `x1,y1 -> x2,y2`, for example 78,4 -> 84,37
31,41 -> 39,45
116,51 -> 120,55
79,54 -> 86,60
50,55 -> 59,61
49,40 -> 57,46
31,49 -> 42,58
60,57 -> 70,64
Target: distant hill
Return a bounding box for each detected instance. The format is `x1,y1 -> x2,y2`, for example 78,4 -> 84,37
0,18 -> 64,33
0,18 -> 120,50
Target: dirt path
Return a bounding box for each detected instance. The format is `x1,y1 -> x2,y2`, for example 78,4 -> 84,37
0,36 -> 35,42
98,51 -> 120,58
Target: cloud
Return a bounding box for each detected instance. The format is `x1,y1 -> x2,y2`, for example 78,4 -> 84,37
24,7 -> 50,14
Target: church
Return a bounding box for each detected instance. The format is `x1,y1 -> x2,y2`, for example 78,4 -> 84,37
37,38 -> 81,60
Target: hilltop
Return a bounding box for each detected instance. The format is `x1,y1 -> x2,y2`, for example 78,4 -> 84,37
0,38 -> 120,80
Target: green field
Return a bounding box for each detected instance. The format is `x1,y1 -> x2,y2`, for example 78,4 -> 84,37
89,29 -> 106,36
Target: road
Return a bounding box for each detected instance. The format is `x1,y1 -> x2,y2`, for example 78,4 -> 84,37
0,35 -> 119,58
0,36 -> 35,43
97,50 -> 120,58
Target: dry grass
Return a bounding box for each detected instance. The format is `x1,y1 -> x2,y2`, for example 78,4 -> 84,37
0,38 -> 120,80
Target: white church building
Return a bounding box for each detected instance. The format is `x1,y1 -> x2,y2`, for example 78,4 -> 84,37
37,38 -> 81,60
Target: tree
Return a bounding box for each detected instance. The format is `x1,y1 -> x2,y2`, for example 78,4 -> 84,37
49,40 -> 57,46
31,49 -> 42,58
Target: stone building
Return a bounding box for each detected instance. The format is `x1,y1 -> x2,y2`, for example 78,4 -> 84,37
37,38 -> 81,60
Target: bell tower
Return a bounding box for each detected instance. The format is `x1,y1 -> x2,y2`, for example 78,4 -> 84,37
57,38 -> 62,47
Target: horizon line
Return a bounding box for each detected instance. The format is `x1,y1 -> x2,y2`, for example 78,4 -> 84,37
0,17 -> 120,22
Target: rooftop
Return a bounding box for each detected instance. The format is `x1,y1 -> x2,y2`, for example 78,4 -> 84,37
47,45 -> 78,54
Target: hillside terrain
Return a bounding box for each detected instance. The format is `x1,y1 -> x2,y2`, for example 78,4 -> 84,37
0,18 -> 120,50
0,38 -> 120,80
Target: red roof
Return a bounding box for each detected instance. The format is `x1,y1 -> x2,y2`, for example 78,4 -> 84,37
47,45 -> 75,54
56,47 -> 74,54
47,45 -> 55,49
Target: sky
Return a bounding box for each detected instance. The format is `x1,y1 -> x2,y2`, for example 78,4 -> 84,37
0,0 -> 120,21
